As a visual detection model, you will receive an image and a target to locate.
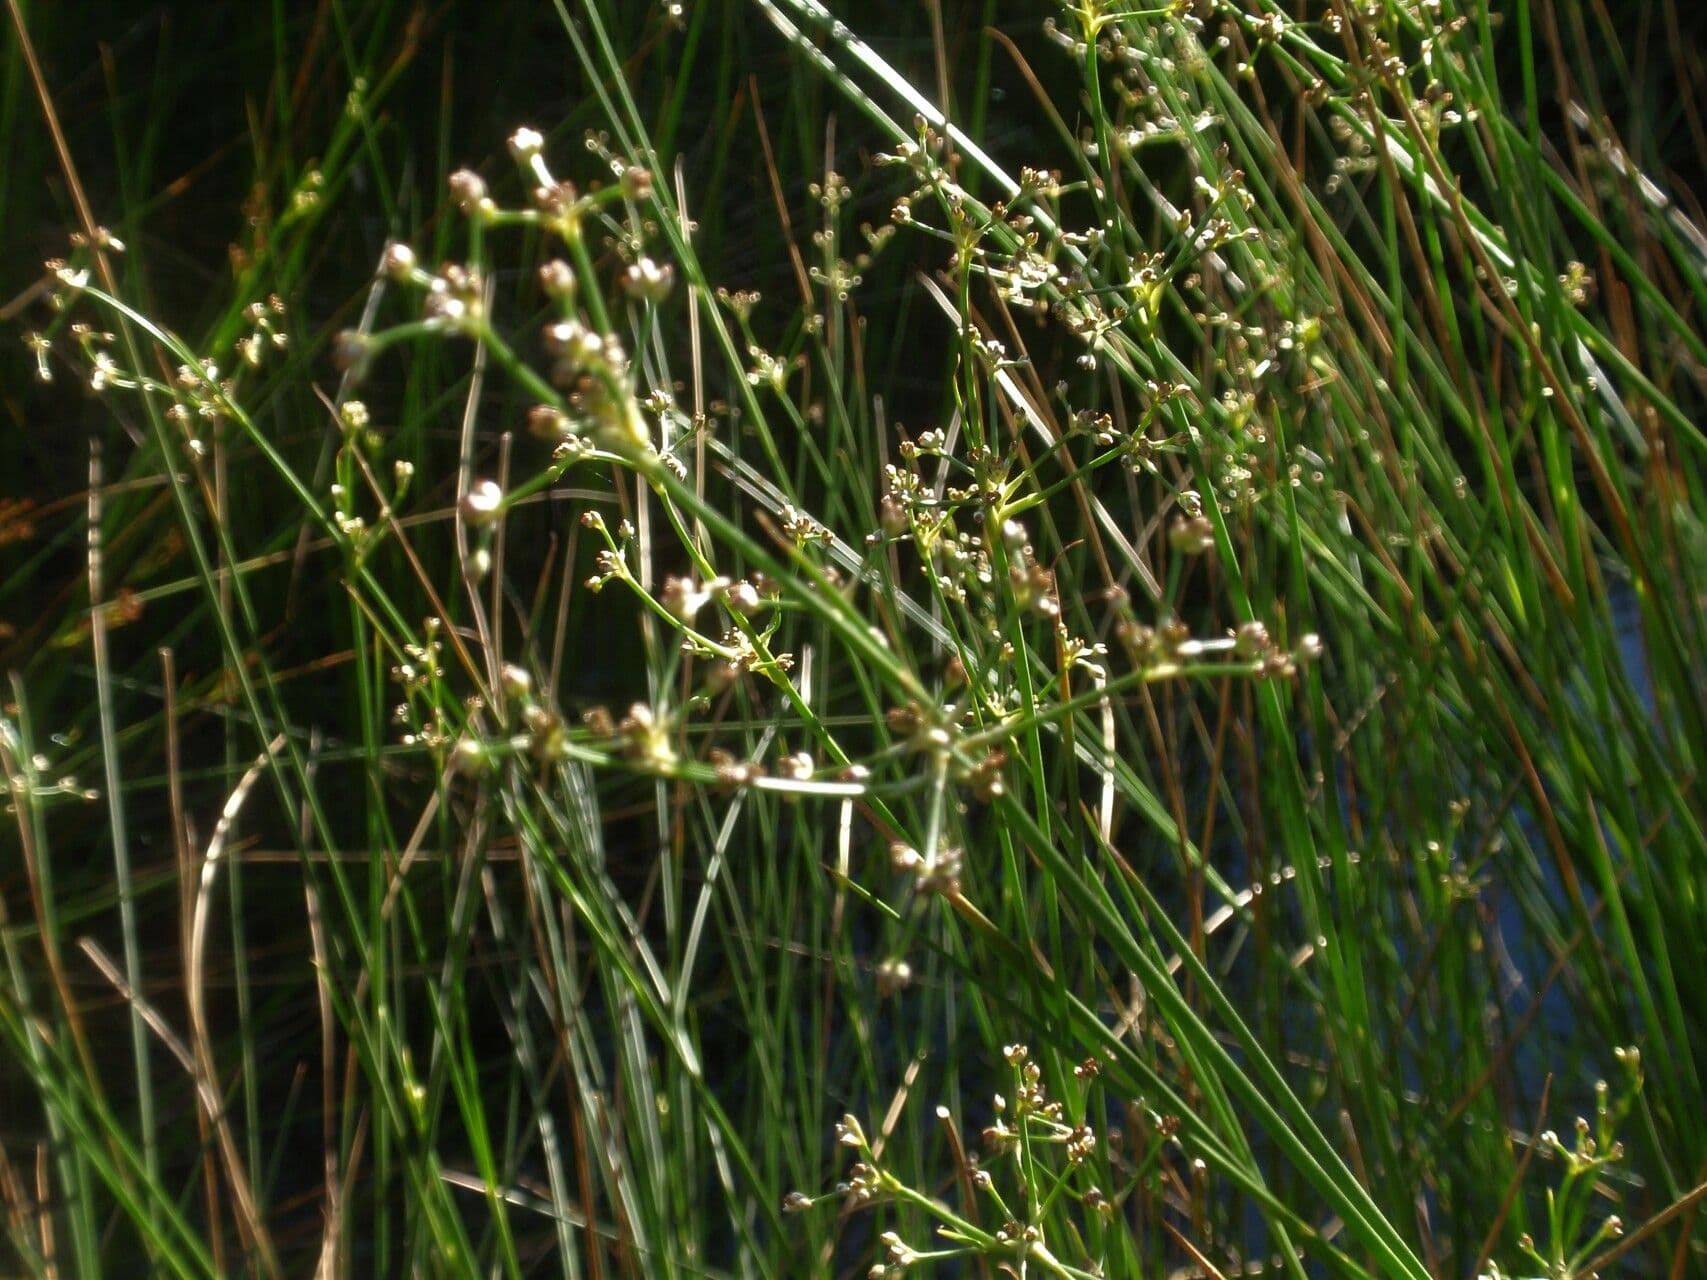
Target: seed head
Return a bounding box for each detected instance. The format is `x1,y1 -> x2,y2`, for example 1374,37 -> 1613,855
874,959 -> 912,997
1234,620 -> 1270,659
538,259 -> 576,298
661,576 -> 715,623
543,319 -> 602,368
835,1114 -> 868,1149
507,127 -> 545,162
381,242 -> 417,280
450,737 -> 490,777
1168,514 -> 1216,555
622,257 -> 675,302
528,404 -> 572,441
531,180 -> 579,217
722,579 -> 762,616
500,664 -> 531,702
448,169 -> 491,216
461,479 -> 505,526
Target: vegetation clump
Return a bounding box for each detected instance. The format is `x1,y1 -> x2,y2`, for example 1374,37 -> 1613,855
1,1 -> 1703,1276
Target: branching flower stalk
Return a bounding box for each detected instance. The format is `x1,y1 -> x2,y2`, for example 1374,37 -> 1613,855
330,125 -> 1290,803
790,1047 -> 1140,1279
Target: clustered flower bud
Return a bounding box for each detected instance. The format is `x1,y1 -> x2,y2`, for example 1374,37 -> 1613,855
622,256 -> 675,302
538,258 -> 576,298
461,479 -> 504,526
506,126 -> 545,163
381,241 -> 417,280
448,169 -> 493,218
1168,513 -> 1216,555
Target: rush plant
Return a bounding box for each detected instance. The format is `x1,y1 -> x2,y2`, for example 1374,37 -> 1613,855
3,1 -> 1703,1277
